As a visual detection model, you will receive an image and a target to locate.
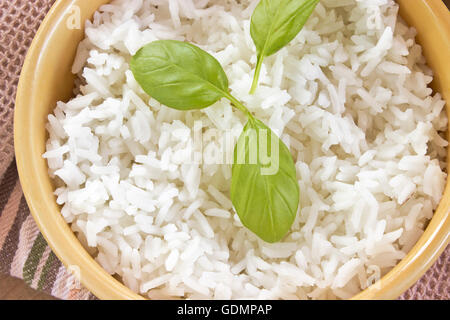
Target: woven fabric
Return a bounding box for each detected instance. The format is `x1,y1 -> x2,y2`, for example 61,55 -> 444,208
0,0 -> 448,300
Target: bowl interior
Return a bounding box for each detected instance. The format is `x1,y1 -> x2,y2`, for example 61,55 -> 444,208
14,0 -> 450,300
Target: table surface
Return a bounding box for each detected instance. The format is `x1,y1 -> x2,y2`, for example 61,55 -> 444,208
1,0 -> 449,301
0,273 -> 55,300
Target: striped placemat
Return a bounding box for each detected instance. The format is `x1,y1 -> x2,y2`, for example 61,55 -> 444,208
0,0 -> 448,300
0,160 -> 95,299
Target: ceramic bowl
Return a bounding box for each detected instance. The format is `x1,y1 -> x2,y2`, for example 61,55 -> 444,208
14,0 -> 450,299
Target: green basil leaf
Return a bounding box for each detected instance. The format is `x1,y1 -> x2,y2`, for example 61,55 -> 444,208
249,0 -> 319,93
231,118 -> 299,243
130,40 -> 229,110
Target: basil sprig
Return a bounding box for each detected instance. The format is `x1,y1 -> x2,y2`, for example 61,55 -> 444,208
131,40 -> 299,243
249,0 -> 320,93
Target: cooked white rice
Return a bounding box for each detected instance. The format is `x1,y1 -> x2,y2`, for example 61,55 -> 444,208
44,0 -> 448,299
